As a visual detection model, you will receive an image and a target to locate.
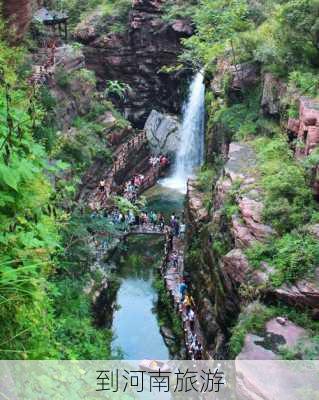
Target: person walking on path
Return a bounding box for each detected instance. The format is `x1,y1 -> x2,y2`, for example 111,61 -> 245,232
179,279 -> 188,302
159,213 -> 165,232
180,221 -> 186,239
174,218 -> 180,237
183,292 -> 195,311
150,211 -> 157,230
171,251 -> 178,270
188,308 -> 195,332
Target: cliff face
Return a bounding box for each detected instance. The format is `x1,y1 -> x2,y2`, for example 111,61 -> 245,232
185,142 -> 270,357
74,0 -> 192,127
186,63 -> 319,359
2,0 -> 40,43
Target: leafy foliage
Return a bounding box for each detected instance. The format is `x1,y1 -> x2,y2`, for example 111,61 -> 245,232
181,0 -> 319,80
54,0 -> 131,29
242,136 -> 319,286
0,35 -> 59,359
105,80 -> 130,100
0,27 -> 121,360
230,302 -> 319,357
246,234 -> 319,287
253,136 -> 318,233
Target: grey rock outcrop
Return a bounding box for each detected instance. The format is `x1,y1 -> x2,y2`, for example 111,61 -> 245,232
144,110 -> 180,155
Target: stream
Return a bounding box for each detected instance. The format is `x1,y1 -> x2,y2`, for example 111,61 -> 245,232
109,72 -> 205,360
111,185 -> 185,359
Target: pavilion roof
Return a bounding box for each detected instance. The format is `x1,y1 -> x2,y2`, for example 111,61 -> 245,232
33,8 -> 68,24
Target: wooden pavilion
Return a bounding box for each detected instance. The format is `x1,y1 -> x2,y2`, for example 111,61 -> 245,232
33,7 -> 69,40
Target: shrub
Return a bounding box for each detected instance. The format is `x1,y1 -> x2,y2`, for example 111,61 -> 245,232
229,302 -> 275,357
75,68 -> 97,86
196,167 -> 215,192
253,137 -> 318,233
246,233 -> 319,287
55,68 -> 71,89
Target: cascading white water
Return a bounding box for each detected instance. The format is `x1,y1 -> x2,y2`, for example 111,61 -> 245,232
162,72 -> 205,193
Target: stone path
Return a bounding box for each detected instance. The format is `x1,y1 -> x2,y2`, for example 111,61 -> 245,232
29,41 -> 57,86
92,218 -> 207,359
122,221 -> 207,359
162,234 -> 207,360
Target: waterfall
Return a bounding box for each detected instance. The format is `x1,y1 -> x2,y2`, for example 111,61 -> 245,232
162,72 -> 205,193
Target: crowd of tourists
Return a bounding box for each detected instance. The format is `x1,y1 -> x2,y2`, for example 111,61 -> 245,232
93,151 -> 204,359
91,207 -> 185,235
91,206 -> 204,359
179,277 -> 203,360
123,174 -> 145,203
122,155 -> 170,203
161,214 -> 204,360
94,154 -> 170,209
149,154 -> 169,169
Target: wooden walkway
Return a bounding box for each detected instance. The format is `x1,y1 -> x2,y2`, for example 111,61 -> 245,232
88,130 -> 148,210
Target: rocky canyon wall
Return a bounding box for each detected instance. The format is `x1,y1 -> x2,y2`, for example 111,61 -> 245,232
185,62 -> 319,359
2,0 -> 40,43
74,0 -> 193,127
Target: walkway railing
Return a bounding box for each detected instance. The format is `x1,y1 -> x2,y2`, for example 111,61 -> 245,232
89,130 -> 151,210
92,215 -> 206,359
29,40 -> 58,86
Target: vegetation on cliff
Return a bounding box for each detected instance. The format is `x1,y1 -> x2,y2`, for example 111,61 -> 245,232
0,23 -> 129,358
177,0 -> 319,358
2,0 -> 319,362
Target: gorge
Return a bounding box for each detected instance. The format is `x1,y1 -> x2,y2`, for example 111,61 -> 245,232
1,0 -> 319,398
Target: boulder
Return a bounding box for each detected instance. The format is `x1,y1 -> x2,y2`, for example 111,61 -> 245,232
210,60 -> 259,98
237,317 -> 307,361
54,45 -> 85,73
99,111 -> 117,130
231,63 -> 259,92
144,110 -> 180,155
274,268 -> 319,309
236,318 -> 311,400
224,142 -> 257,182
222,249 -> 250,285
171,19 -> 193,36
238,197 -> 274,241
73,9 -> 103,42
231,216 -> 256,248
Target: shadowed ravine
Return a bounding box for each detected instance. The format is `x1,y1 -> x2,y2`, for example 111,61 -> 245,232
109,74 -> 206,359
